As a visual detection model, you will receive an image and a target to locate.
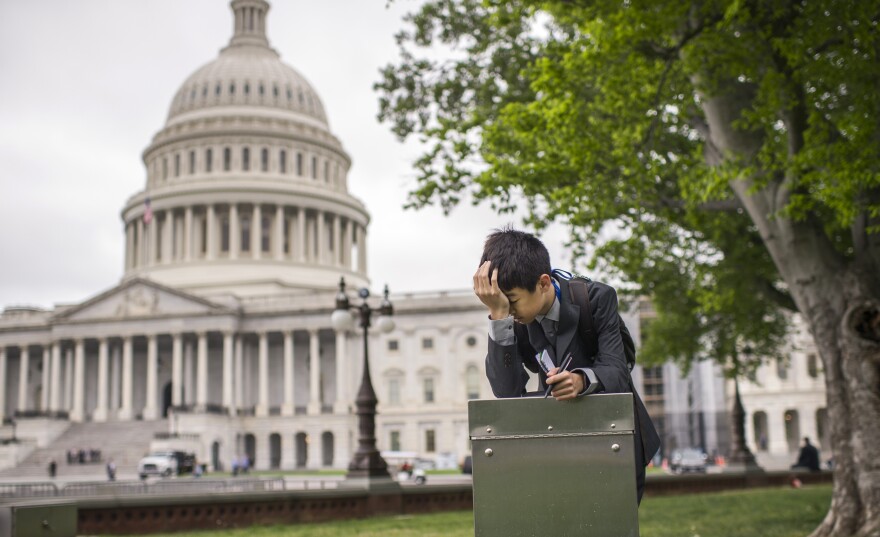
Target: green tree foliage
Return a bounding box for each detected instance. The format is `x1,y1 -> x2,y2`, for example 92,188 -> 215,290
376,0 -> 880,376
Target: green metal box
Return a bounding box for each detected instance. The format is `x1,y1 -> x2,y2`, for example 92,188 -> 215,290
469,394 -> 639,537
0,500 -> 77,537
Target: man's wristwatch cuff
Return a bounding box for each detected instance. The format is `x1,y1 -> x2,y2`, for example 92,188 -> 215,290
578,368 -> 600,396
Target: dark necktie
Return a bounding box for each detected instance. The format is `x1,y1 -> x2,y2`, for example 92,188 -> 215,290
541,317 -> 557,348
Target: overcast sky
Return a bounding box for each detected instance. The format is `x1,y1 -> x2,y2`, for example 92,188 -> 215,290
0,0 -> 571,309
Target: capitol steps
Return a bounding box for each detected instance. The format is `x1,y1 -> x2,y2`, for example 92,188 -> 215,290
0,420 -> 169,479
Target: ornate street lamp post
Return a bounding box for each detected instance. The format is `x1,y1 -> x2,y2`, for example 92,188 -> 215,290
331,277 -> 396,481
728,346 -> 761,472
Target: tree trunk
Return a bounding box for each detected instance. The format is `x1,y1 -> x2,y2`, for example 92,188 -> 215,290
700,87 -> 880,537
804,272 -> 880,537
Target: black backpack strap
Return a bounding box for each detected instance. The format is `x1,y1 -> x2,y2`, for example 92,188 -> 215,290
568,278 -> 599,359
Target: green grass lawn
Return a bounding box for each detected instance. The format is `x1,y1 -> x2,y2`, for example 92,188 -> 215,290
109,484 -> 831,537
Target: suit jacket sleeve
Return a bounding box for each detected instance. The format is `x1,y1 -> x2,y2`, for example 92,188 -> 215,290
485,326 -> 535,398
584,282 -> 631,394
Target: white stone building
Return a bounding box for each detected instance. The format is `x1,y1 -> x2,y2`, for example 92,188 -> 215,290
740,317 -> 830,467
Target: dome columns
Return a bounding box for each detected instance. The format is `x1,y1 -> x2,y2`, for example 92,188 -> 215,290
123,200 -> 368,293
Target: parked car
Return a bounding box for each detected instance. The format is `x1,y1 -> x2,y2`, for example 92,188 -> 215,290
669,449 -> 708,474
138,450 -> 196,479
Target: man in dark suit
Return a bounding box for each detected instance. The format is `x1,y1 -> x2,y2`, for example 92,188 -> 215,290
473,227 -> 660,503
792,437 -> 821,472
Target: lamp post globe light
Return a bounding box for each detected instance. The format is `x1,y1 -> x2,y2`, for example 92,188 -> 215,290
332,277 -> 396,481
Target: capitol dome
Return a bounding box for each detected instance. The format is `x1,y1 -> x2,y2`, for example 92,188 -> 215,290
120,0 -> 370,298
166,23 -> 328,127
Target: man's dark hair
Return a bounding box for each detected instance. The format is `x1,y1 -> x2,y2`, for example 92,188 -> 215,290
480,226 -> 551,292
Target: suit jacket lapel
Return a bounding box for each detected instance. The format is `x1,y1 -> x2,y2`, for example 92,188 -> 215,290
556,287 -> 579,363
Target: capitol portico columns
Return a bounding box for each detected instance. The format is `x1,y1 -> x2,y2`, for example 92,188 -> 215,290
282,331 -> 295,416
93,339 -> 109,422
71,339 -> 86,422
308,329 -> 320,415
64,347 -> 73,411
256,331 -> 269,417
334,329 -> 347,413
196,332 -> 208,408
171,334 -> 183,407
49,342 -> 62,412
41,346 -> 50,412
17,346 -> 29,412
222,332 -> 234,415
118,337 -> 134,420
143,335 -> 159,420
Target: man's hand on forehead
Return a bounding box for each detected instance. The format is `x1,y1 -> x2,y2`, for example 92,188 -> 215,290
473,260 -> 510,320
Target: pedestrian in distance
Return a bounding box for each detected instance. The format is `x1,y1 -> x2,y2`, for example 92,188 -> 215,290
473,226 -> 661,504
791,437 -> 821,472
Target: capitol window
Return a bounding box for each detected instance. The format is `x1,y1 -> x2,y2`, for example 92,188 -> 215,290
466,365 -> 480,399
273,85 -> 279,98
388,378 -> 401,405
189,151 -> 196,174
174,154 -> 180,177
279,150 -> 287,173
244,83 -> 250,95
807,354 -> 819,378
223,148 -> 231,171
242,148 -> 250,171
205,149 -> 213,172
261,148 -> 269,172
425,429 -> 436,452
390,430 -> 401,452
258,84 -> 264,96
311,156 -> 317,179
387,339 -> 399,351
422,337 -> 434,350
777,359 -> 788,381
296,153 -> 303,176
162,158 -> 168,180
423,377 -> 435,403
229,82 -> 235,95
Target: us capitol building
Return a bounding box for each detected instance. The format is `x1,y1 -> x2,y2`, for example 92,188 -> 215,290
0,0 -> 828,475
0,0 -> 490,473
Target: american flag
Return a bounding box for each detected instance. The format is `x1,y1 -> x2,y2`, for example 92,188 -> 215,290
143,197 -> 153,225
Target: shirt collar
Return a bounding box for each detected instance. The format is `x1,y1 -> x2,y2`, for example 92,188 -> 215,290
536,279 -> 561,324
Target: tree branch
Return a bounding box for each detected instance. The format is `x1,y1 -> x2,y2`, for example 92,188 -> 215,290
755,278 -> 798,312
